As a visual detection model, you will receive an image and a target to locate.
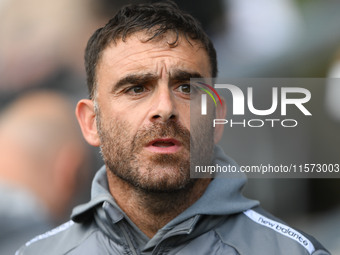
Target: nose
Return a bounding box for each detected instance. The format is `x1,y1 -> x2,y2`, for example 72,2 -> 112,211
149,86 -> 178,122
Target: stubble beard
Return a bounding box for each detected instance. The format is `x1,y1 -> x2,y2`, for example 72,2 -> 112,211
96,108 -> 213,193
96,109 -> 189,193
95,105 -> 214,212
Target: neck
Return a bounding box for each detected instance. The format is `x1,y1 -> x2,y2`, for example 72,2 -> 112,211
106,170 -> 211,238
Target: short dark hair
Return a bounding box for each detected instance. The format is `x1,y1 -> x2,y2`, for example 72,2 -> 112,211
85,1 -> 217,99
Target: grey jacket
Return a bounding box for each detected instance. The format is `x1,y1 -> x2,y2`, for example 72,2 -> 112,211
16,147 -> 330,255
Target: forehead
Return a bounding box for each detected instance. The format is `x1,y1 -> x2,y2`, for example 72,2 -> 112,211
96,32 -> 211,83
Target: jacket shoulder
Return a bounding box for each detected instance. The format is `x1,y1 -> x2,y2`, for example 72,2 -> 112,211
214,207 -> 330,255
15,220 -> 100,255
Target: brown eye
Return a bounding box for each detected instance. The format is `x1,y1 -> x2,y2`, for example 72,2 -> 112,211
127,86 -> 145,94
178,84 -> 191,94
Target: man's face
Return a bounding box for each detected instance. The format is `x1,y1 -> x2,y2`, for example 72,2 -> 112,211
94,32 -> 214,192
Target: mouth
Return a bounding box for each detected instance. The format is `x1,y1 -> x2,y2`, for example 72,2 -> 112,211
145,138 -> 181,154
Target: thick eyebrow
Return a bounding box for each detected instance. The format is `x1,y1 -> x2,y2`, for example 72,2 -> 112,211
170,70 -> 203,83
111,70 -> 204,92
111,73 -> 158,92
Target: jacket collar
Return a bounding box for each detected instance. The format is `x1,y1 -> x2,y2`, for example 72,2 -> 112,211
164,145 -> 259,228
72,145 -> 259,225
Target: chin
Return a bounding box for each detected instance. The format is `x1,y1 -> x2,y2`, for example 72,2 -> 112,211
132,166 -> 193,193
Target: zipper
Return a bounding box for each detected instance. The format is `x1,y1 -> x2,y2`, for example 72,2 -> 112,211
151,229 -> 192,255
117,221 -> 139,255
96,202 -> 139,255
151,216 -> 201,255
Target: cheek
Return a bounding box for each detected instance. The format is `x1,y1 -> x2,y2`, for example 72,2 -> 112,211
108,108 -> 146,135
177,104 -> 191,129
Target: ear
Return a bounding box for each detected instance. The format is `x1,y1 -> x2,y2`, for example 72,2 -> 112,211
214,98 -> 227,144
75,99 -> 100,147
